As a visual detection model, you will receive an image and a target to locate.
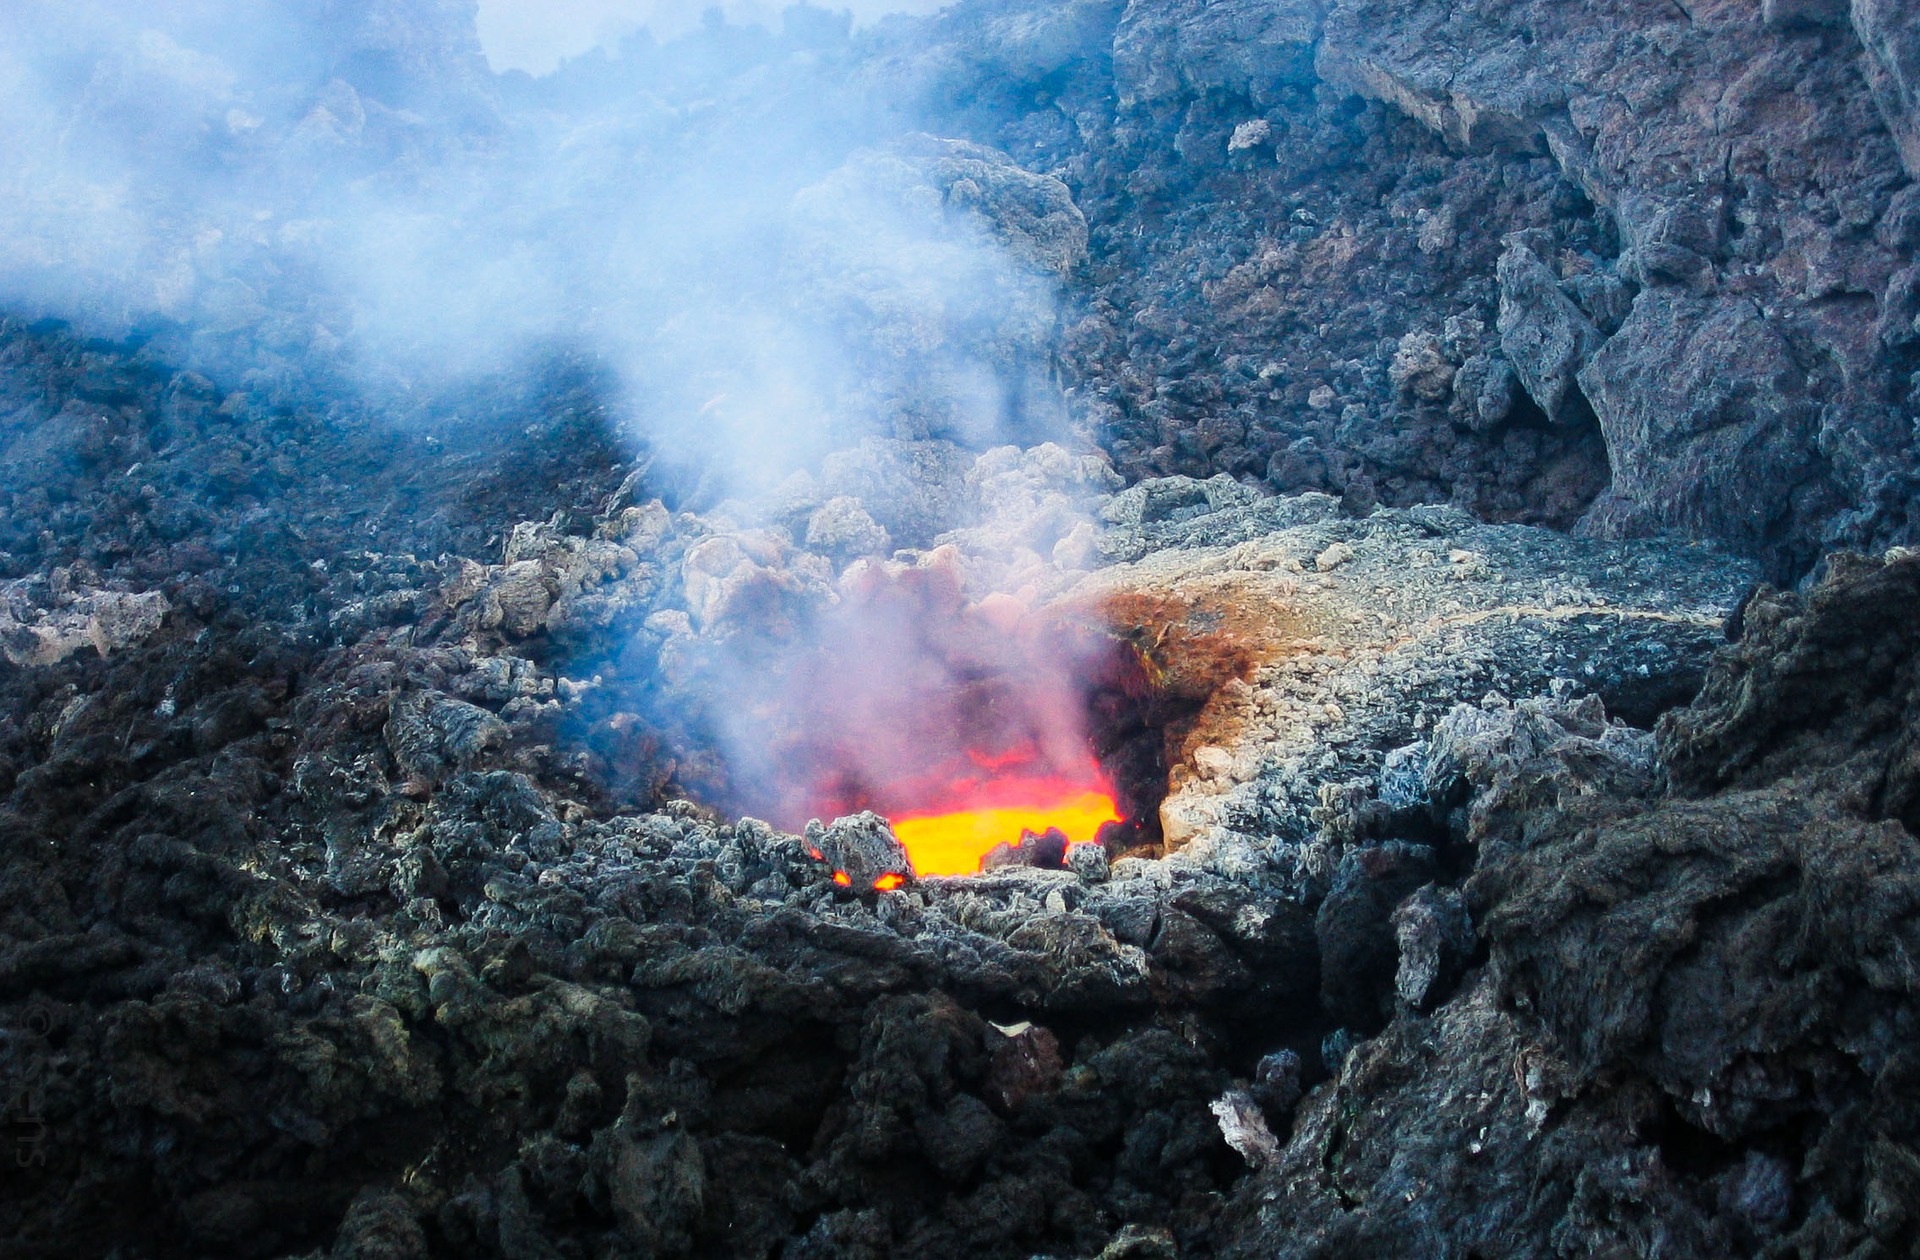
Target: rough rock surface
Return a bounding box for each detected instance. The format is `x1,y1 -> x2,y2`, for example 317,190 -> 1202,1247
859,0 -> 1917,574
1065,483 -> 1753,879
1216,550 -> 1920,1258
0,313 -> 1759,1259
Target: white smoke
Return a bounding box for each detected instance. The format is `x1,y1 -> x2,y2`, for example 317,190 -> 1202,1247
0,0 -> 1080,505
476,0 -> 948,77
0,0 -> 1120,839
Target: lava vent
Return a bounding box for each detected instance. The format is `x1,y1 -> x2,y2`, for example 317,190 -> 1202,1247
694,547 -> 1185,879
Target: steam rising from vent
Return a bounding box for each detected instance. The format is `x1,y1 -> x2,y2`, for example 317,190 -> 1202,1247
0,1 -> 1118,865
699,547 -> 1123,873
0,2 -> 1085,499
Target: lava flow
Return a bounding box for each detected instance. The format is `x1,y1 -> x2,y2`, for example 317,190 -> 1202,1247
893,786 -> 1119,875
874,749 -> 1123,876
707,546 -> 1140,879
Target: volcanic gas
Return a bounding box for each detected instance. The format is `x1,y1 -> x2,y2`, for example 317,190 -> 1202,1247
699,547 -> 1140,879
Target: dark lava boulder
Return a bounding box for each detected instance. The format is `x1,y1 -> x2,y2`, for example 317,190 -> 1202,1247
1219,549 -> 1920,1258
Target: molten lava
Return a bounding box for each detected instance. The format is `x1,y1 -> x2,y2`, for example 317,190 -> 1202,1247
713,548 -> 1144,880
851,747 -> 1120,877
891,784 -> 1120,876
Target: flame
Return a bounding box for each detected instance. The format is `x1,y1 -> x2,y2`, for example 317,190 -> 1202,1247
890,781 -> 1120,877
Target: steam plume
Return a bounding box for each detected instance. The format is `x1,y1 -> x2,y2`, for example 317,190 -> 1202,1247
0,0 -> 1116,846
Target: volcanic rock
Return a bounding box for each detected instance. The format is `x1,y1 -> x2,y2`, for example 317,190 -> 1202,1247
1213,549 -> 1920,1258
1066,486 -> 1754,878
808,812 -> 914,889
0,579 -> 168,667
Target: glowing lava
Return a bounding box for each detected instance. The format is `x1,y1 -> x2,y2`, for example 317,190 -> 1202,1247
890,780 -> 1121,877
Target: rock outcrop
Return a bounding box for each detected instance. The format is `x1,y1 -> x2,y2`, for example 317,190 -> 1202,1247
1217,550 -> 1920,1258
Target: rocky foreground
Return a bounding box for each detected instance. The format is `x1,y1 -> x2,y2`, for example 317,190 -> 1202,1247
1,312 -> 1915,1258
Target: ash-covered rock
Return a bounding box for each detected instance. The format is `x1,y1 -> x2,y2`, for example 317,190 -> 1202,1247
0,575 -> 168,667
1064,484 -> 1755,882
1214,550 -> 1920,1258
807,812 -> 915,889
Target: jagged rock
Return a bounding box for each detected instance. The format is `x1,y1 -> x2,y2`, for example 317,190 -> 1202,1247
1068,487 -> 1752,874
1315,843 -> 1437,1032
982,826 -> 1069,871
1215,547 -> 1920,1258
0,581 -> 168,667
331,1187 -> 427,1260
1210,1088 -> 1281,1169
1112,0 -> 1322,110
1067,840 -> 1112,882
1577,289 -> 1826,552
808,812 -> 914,889
1250,1049 -> 1302,1122
1304,0 -> 1911,566
985,1019 -> 1064,1112
1100,1224 -> 1180,1259
1496,236 -> 1601,425
1855,0 -> 1920,176
1387,330 -> 1454,402
385,690 -> 509,783
1391,884 -> 1471,1012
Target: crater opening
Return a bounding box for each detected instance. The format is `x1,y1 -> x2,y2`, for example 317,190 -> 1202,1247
674,554 -> 1256,880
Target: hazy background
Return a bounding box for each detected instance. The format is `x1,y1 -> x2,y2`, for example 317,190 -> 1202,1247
476,0 -> 947,76
0,0 -> 1067,503
0,0 -> 1095,825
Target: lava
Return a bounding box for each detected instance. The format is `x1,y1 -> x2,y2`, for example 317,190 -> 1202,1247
712,548 -> 1147,880
889,776 -> 1121,877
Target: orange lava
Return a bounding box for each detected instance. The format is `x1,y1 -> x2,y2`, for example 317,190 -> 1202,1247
891,782 -> 1121,877
873,872 -> 908,892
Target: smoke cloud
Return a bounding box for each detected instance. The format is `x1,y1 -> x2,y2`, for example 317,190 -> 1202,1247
0,0 -> 1119,845
476,0 -> 947,76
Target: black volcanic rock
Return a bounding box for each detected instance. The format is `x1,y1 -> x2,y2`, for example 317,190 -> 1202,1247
872,0 -> 1914,572
1217,550 -> 1920,1259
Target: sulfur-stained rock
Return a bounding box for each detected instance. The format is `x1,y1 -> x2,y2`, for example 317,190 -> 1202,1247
1066,486 -> 1752,878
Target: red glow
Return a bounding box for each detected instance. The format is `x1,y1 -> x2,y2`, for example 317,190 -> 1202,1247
873,873 -> 908,891
831,871 -> 852,887
966,745 -> 1037,772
